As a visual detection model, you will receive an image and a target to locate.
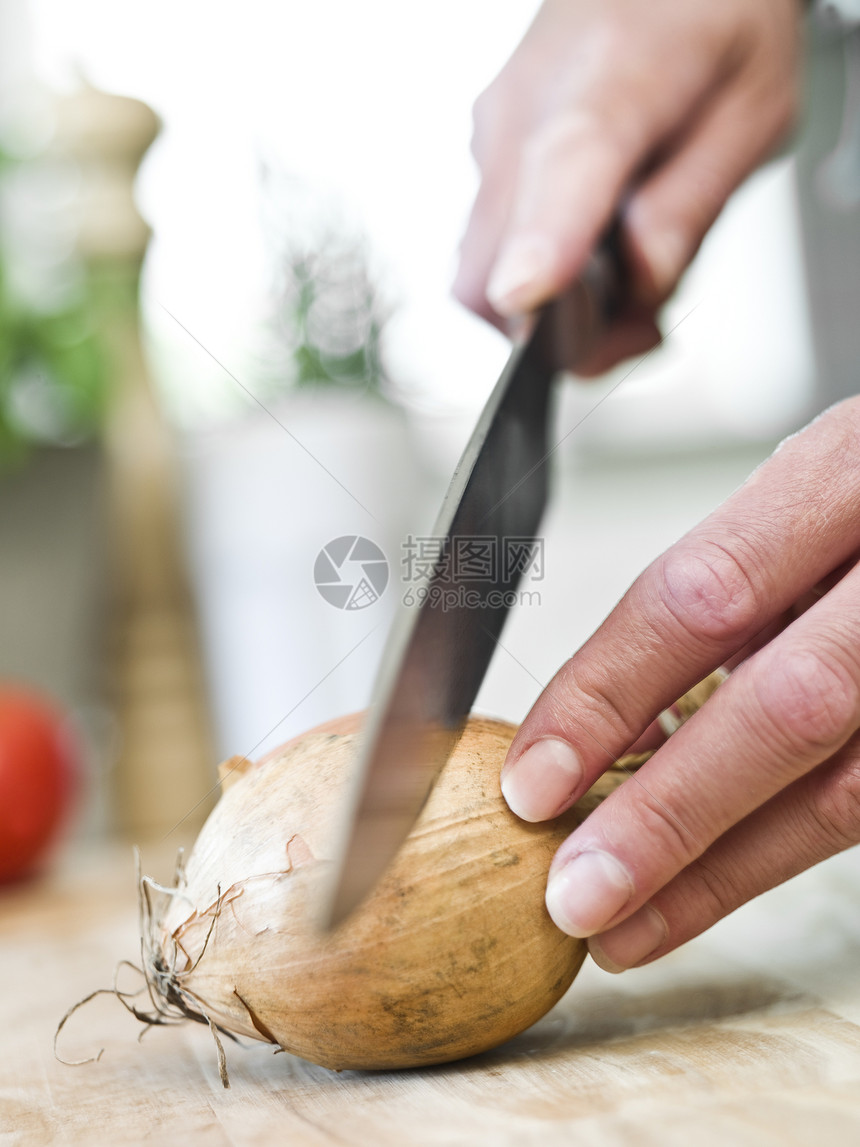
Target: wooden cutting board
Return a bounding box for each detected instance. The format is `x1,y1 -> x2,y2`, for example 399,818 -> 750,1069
2,841 -> 860,1146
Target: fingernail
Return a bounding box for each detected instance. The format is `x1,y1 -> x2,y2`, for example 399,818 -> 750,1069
545,850 -> 634,938
501,738 -> 582,823
486,235 -> 554,315
588,904 -> 667,973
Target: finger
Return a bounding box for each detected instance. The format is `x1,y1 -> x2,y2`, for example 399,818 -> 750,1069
630,567 -> 860,758
790,553 -> 860,618
627,620 -> 792,758
574,310 -> 662,377
541,559 -> 860,940
453,130 -> 520,328
485,34 -> 733,317
453,180 -> 511,328
453,75 -> 532,327
588,735 -> 860,971
623,66 -> 797,304
501,398 -> 860,823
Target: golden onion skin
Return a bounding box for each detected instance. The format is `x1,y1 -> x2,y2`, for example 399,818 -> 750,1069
153,715 -> 626,1071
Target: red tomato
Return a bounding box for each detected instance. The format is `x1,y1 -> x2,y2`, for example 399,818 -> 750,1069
0,686 -> 78,883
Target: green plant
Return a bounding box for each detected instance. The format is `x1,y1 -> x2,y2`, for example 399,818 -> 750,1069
258,173 -> 393,403
279,236 -> 388,395
0,153 -> 106,466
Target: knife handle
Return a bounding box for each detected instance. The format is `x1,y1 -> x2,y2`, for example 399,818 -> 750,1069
583,221 -> 626,322
539,223 -> 626,372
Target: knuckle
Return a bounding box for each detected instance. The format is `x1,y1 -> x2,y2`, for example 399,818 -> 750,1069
552,663 -> 640,757
754,647 -> 860,755
814,757 -> 860,852
581,675 -> 640,750
617,783 -> 695,871
674,857 -> 740,923
655,539 -> 763,648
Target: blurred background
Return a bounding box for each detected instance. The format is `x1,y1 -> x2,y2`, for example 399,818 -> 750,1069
0,0 -> 858,860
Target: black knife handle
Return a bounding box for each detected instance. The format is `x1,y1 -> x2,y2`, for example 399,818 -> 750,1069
583,220 -> 626,322
537,223 -> 626,373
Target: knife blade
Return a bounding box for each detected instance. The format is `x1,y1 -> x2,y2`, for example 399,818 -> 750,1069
321,239 -> 622,930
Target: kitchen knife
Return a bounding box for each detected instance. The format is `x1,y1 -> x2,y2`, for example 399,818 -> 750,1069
321,237 -> 622,930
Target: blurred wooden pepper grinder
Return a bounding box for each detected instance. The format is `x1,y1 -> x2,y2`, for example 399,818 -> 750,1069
53,83 -> 214,843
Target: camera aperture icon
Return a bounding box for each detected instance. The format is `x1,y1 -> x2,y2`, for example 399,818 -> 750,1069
314,535 -> 389,610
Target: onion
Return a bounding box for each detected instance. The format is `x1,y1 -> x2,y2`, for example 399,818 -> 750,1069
139,713 -> 647,1079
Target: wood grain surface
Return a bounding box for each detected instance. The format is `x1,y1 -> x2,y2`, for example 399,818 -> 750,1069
3,841 -> 860,1146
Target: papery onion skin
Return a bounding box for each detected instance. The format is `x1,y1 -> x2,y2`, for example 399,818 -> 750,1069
151,715 -> 633,1071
